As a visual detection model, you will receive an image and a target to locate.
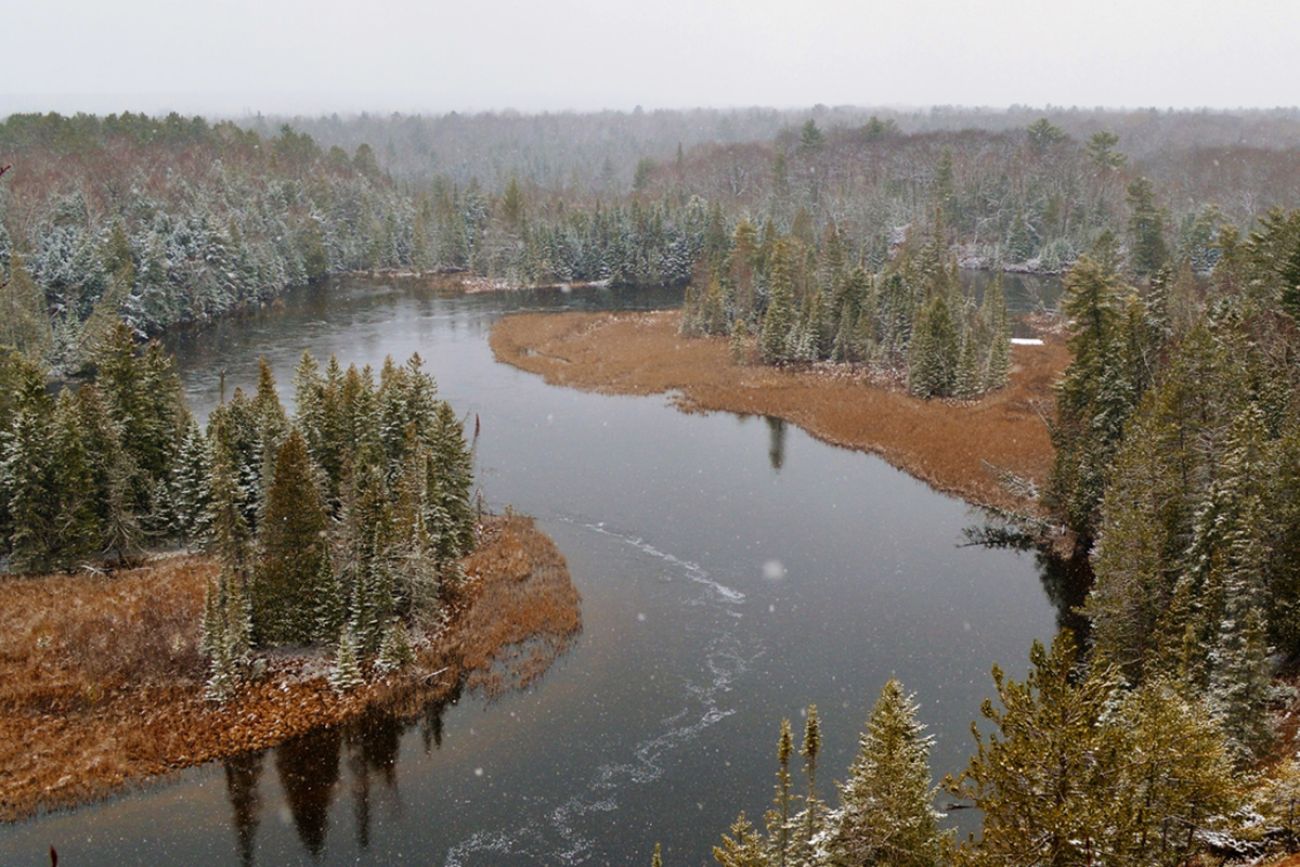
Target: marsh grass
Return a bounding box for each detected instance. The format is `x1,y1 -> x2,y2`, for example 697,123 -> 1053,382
0,514 -> 580,820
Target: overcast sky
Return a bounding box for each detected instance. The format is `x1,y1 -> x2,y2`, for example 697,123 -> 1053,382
3,0 -> 1298,116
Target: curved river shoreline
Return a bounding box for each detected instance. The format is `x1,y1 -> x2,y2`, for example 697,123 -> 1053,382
0,277 -> 1063,865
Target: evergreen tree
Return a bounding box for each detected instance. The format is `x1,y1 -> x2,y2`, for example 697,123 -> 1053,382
251,357 -> 289,518
908,294 -> 958,398
953,330 -> 983,400
0,254 -> 52,357
713,813 -> 770,867
823,680 -> 945,867
950,632 -> 1125,865
74,384 -> 132,553
1046,255 -> 1129,543
375,619 -> 414,673
1280,236 -> 1300,322
1205,405 -> 1274,758
207,430 -> 254,578
430,401 -> 476,561
1126,177 -> 1169,279
800,705 -> 823,857
329,625 -> 365,692
4,393 -> 57,572
170,417 -> 214,547
764,719 -> 794,867
950,631 -> 1239,866
49,390 -> 102,568
253,429 -> 329,646
760,241 -> 795,364
203,565 -> 253,702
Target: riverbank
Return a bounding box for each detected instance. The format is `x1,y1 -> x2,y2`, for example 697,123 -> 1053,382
349,268 -> 613,295
0,513 -> 579,822
490,309 -> 1068,514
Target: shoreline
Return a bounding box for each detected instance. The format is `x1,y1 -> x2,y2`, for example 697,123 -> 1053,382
490,309 -> 1068,515
0,513 -> 580,823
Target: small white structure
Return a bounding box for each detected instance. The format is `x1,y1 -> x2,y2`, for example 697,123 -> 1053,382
1010,337 -> 1045,346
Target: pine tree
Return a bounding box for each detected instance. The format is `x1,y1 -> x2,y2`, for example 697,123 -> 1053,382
4,399 -> 58,572
343,457 -> 397,652
203,565 -> 252,702
1106,679 -> 1239,862
799,705 -> 823,858
203,574 -> 238,702
1127,177 -> 1169,279
375,619 -> 414,673
763,719 -> 794,867
253,429 -> 329,646
251,357 -> 288,520
982,277 -> 1011,391
50,390 -> 101,568
208,390 -> 263,531
170,417 -> 213,547
1005,213 -> 1035,263
431,401 -> 475,560
0,254 -> 52,357
329,625 -> 365,692
712,813 -> 770,867
760,241 -> 795,364
1085,409 -> 1179,684
1206,405 -> 1274,758
949,631 -> 1240,866
953,330 -> 983,400
824,680 -> 945,867
908,294 -> 958,398
207,430 -> 254,579
1046,255 -> 1128,543
729,319 -> 749,365
950,632 -> 1123,865
312,548 -> 345,644
1279,237 -> 1300,322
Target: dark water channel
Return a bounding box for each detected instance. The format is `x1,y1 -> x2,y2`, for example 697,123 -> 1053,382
0,274 -> 1067,865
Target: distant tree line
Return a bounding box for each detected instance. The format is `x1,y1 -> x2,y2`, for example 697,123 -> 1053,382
4,111 -> 1300,378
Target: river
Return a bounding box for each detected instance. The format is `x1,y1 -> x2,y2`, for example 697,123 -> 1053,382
0,275 -> 1066,865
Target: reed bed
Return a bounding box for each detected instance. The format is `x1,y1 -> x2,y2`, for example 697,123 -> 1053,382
0,514 -> 580,821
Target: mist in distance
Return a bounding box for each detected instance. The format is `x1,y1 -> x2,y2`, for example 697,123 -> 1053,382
4,0 -> 1299,116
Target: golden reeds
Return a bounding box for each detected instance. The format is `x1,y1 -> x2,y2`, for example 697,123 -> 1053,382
0,514 -> 580,821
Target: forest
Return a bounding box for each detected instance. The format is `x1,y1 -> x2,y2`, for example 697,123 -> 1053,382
0,319 -> 477,699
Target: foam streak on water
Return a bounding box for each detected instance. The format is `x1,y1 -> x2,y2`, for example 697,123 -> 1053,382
444,519 -> 753,865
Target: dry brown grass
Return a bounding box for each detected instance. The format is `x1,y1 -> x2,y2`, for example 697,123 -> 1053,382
0,514 -> 580,821
455,513 -> 582,696
490,309 -> 1069,513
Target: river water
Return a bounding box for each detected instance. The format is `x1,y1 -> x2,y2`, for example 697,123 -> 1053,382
0,275 -> 1065,865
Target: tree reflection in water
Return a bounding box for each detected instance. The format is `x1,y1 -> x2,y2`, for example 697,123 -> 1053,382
766,416 -> 787,471
221,689 -> 458,863
275,725 -> 342,858
963,515 -> 1094,646
224,751 -> 264,867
